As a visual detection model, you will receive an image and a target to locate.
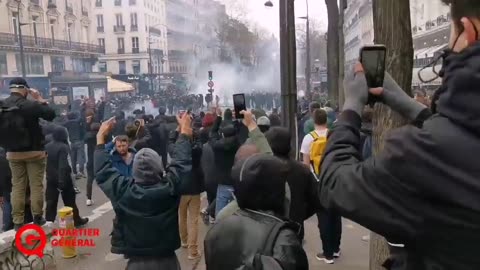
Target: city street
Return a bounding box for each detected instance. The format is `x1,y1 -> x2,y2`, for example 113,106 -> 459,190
53,177 -> 369,270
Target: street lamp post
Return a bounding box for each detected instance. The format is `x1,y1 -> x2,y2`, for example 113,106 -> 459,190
16,0 -> 26,78
265,0 -> 298,158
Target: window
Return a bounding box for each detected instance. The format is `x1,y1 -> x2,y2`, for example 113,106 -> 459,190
0,54 -> 7,75
12,13 -> 19,42
132,37 -> 139,53
51,56 -> 65,72
67,23 -> 73,44
95,0 -> 102,7
117,38 -> 124,53
50,19 -> 56,42
98,61 -> 107,72
97,15 -> 104,27
32,16 -> 39,45
130,13 -> 138,26
132,60 -> 140,74
119,61 -> 126,74
16,54 -> 44,75
115,0 -> 122,6
98,38 -> 105,48
115,14 -> 123,26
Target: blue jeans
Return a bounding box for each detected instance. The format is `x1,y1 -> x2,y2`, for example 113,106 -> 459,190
215,185 -> 234,217
2,191 -> 13,231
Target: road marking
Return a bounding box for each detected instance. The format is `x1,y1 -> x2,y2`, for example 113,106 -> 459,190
86,201 -> 113,222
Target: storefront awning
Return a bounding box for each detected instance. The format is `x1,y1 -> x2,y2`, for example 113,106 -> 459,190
107,77 -> 135,93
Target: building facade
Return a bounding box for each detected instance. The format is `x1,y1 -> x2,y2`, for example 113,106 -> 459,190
343,0 -> 450,89
92,0 -> 169,79
0,0 -> 103,94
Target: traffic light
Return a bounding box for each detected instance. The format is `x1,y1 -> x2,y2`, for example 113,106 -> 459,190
208,71 -> 213,81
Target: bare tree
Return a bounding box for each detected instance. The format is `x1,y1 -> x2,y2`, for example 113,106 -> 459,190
325,0 -> 340,104
370,0 -> 414,269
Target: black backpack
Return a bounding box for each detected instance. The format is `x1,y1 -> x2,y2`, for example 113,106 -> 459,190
0,100 -> 31,150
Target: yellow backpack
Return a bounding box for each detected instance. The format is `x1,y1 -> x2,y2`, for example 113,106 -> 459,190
309,131 -> 328,175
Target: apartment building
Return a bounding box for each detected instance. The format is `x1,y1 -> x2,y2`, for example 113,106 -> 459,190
93,0 -> 169,80
0,0 -> 103,94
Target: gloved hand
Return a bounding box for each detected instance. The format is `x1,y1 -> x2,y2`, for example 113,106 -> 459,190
374,72 -> 427,121
343,63 -> 369,116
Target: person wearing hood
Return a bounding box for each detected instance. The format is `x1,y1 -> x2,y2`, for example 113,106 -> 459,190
112,111 -> 127,137
45,126 -> 89,227
265,127 -> 320,240
318,2 -> 480,269
204,154 -> 308,270
209,110 -> 240,216
94,113 -> 193,270
62,111 -> 86,178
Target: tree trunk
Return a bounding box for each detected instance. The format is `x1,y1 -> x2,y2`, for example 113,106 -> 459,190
370,0 -> 414,269
338,0 -> 346,110
325,0 -> 339,105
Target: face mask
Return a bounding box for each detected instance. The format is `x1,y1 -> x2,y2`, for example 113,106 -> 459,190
418,20 -> 479,84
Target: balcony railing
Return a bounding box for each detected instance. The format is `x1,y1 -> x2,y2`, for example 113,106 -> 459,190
48,0 -> 57,8
0,32 -> 105,54
132,48 -> 139,53
118,48 -> 125,54
97,26 -> 104,33
129,0 -> 136,5
114,25 -> 126,33
131,25 -> 138,32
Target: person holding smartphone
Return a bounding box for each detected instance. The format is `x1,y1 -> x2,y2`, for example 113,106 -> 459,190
317,1 -> 480,269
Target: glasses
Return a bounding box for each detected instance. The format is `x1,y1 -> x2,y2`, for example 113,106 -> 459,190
417,53 -> 444,84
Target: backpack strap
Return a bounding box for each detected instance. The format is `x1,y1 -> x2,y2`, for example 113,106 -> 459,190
309,131 -> 319,140
261,221 -> 286,257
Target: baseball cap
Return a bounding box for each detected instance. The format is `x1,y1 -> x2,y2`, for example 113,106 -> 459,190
9,77 -> 30,89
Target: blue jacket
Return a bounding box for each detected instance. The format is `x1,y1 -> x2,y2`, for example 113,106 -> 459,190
106,142 -> 136,177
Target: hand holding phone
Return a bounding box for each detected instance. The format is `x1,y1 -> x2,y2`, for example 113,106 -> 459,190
233,94 -> 247,119
359,45 -> 387,106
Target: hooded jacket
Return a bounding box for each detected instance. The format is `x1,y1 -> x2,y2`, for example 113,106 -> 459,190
204,154 -> 308,270
3,92 -> 56,153
209,116 -> 240,186
94,134 -> 192,257
62,112 -> 85,142
45,126 -> 73,189
318,42 -> 480,270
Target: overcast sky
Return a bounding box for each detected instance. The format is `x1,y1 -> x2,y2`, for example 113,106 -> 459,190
218,0 -> 329,37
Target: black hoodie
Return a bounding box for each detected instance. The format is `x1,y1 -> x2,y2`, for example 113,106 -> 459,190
45,126 -> 73,189
318,41 -> 480,270
204,154 -> 308,270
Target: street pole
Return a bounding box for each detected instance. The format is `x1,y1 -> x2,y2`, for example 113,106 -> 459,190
279,0 -> 298,158
17,1 -> 26,78
305,0 -> 311,99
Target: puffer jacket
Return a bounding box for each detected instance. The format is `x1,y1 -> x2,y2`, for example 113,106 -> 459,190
318,42 -> 480,270
94,134 -> 192,257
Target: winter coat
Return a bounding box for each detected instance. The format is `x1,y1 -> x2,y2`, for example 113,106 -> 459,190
62,112 -> 85,142
0,148 -> 12,195
318,42 -> 480,270
209,116 -> 240,186
3,92 -> 56,152
201,142 -> 216,196
45,127 -> 73,189
94,134 -> 192,257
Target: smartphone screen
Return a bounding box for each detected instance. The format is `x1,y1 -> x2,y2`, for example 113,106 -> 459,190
360,46 -> 386,88
233,94 -> 246,119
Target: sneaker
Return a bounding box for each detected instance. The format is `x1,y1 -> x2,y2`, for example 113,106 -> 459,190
188,252 -> 202,260
74,217 -> 89,227
334,251 -> 341,258
74,187 -> 81,194
33,216 -> 46,226
200,210 -> 209,225
86,199 -> 94,206
316,253 -> 334,264
209,217 -> 216,224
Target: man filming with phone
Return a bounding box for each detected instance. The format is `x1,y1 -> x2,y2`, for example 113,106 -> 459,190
317,1 -> 480,269
0,78 -> 56,230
